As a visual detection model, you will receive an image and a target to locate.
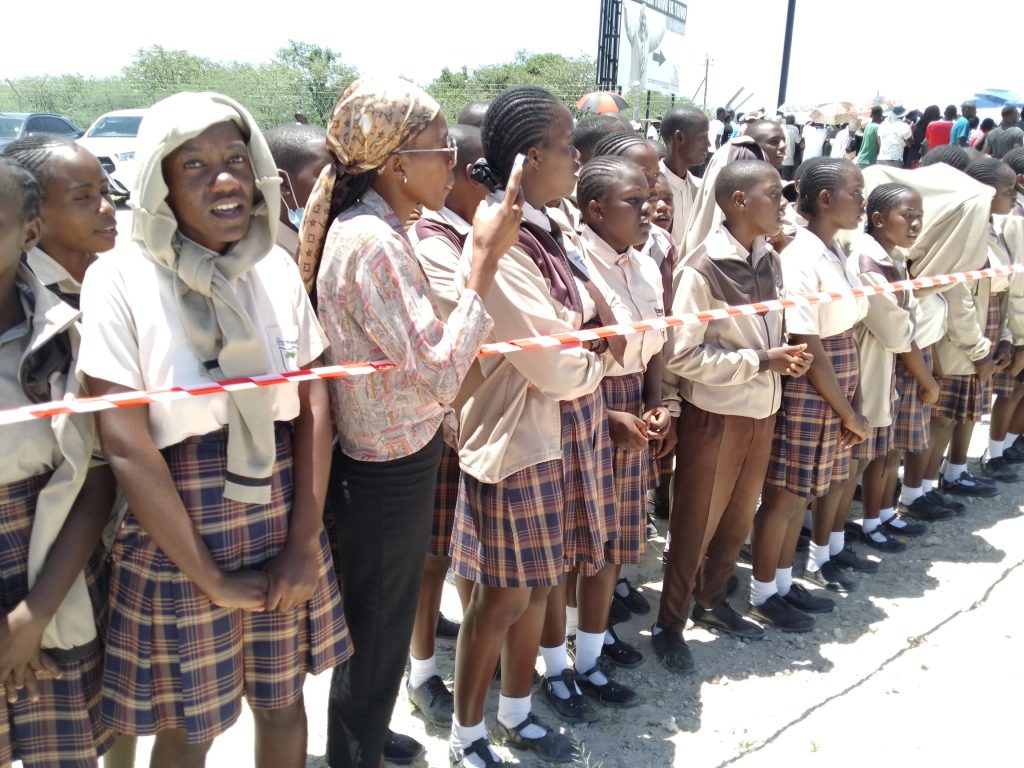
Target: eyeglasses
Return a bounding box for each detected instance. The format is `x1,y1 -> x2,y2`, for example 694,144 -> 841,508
397,135 -> 458,168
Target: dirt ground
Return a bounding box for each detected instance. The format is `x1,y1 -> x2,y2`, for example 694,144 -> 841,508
109,422 -> 1020,768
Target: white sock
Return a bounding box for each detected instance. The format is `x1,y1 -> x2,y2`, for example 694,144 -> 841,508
808,542 -> 830,571
574,630 -> 608,685
540,642 -> 577,699
408,653 -> 437,690
775,567 -> 793,597
944,462 -> 967,483
879,506 -> 908,529
899,484 -> 924,506
565,606 -> 578,639
750,577 -> 777,606
989,439 -> 1004,459
922,478 -> 935,492
614,579 -> 631,598
862,517 -> 880,534
603,630 -> 615,645
829,531 -> 845,557
451,716 -> 498,767
498,695 -> 545,738
651,624 -> 664,636
1007,432 -> 1020,447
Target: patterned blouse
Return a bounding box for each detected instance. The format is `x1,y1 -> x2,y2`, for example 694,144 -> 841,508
317,188 -> 493,461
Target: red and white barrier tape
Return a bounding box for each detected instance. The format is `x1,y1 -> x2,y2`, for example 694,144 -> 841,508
1,263 -> 1020,426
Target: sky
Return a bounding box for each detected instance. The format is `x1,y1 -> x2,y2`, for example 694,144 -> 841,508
3,0 -> 1018,112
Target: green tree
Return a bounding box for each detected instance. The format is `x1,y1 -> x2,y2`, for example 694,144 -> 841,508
275,41 -> 358,124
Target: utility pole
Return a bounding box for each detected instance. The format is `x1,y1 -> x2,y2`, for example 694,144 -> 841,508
777,0 -> 797,108
702,54 -> 710,108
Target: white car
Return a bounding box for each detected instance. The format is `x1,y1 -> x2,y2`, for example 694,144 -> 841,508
77,109 -> 148,200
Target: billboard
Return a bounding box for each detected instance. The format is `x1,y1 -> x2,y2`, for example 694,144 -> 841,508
616,0 -> 688,96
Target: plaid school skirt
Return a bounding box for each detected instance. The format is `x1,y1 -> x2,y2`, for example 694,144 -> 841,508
102,425 -> 352,744
428,443 -> 462,558
601,373 -> 653,566
766,330 -> 859,498
983,293 -> 1007,409
892,346 -> 932,453
451,389 -> 618,588
0,472 -> 114,767
851,424 -> 893,462
933,374 -> 983,423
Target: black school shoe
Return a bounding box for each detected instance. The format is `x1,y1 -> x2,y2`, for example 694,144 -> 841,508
607,595 -> 633,626
540,668 -> 591,723
940,470 -> 999,497
899,494 -> 956,521
599,626 -> 644,669
576,665 -> 638,707
859,527 -> 907,553
782,583 -> 834,614
833,545 -> 883,570
980,456 -> 1021,482
613,577 -> 651,615
691,601 -> 765,639
1003,442 -> 1024,464
408,674 -> 454,726
924,489 -> 966,515
491,712 -> 577,764
880,514 -> 927,536
651,627 -> 696,673
436,612 -> 461,639
804,560 -> 856,593
450,737 -> 505,767
747,594 -> 815,632
383,730 -> 424,765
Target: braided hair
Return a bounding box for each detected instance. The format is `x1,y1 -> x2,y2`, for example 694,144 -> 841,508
919,144 -> 972,171
572,115 -> 628,160
0,156 -> 42,223
481,86 -> 564,185
1001,147 -> 1024,176
577,157 -> 642,223
965,155 -> 1015,189
592,131 -> 649,158
1,135 -> 81,192
797,157 -> 853,217
865,182 -> 915,235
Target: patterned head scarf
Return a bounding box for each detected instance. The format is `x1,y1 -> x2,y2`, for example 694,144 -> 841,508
296,77 -> 440,292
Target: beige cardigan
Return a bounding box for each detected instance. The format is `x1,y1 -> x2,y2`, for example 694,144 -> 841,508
844,234 -> 915,427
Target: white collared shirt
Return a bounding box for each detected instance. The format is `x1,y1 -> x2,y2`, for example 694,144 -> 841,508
580,225 -> 665,376
25,247 -> 82,297
659,159 -> 697,247
782,227 -> 869,338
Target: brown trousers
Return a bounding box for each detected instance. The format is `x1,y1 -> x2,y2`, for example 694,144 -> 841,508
657,405 -> 776,634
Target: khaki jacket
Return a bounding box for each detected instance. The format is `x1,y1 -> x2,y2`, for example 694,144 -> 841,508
666,226 -> 784,419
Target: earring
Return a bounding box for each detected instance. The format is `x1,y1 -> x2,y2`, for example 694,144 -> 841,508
402,174 -> 408,184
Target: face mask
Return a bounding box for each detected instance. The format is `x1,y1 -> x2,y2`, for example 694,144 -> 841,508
287,206 -> 304,229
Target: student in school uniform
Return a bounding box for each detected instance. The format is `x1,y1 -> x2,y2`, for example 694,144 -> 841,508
831,184 -> 934,557
263,123 -> 330,258
0,156 -> 116,768
654,160 -> 811,670
658,106 -> 709,247
402,123 -> 490,729
293,79 -> 521,768
77,92 -> 352,768
574,156 -> 672,702
753,158 -> 871,631
448,86 -> 621,768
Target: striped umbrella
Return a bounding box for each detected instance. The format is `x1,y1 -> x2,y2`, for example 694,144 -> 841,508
576,91 -> 630,114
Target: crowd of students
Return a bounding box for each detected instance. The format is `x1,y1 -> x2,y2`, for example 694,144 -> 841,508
0,78 -> 1022,768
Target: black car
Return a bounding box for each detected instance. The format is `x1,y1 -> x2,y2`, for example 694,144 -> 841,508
0,112 -> 84,148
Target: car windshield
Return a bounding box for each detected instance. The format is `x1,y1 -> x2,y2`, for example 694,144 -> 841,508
0,117 -> 25,140
87,116 -> 143,138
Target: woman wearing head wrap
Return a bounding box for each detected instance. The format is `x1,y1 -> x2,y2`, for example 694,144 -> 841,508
296,78 -> 522,768
78,91 -> 352,766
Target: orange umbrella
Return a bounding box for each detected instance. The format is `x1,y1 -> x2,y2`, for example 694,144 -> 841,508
576,91 -> 630,114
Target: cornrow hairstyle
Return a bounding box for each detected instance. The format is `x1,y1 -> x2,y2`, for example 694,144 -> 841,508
1,135 -> 81,192
918,144 -> 973,171
865,182 -> 915,235
797,156 -> 853,218
592,131 -> 648,159
481,86 -> 564,185
577,156 -> 642,223
263,123 -> 327,178
1001,147 -> 1024,175
965,155 -> 1015,189
0,156 -> 42,223
572,114 -> 628,160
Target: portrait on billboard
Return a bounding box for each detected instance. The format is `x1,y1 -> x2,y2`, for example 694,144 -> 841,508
616,0 -> 687,96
